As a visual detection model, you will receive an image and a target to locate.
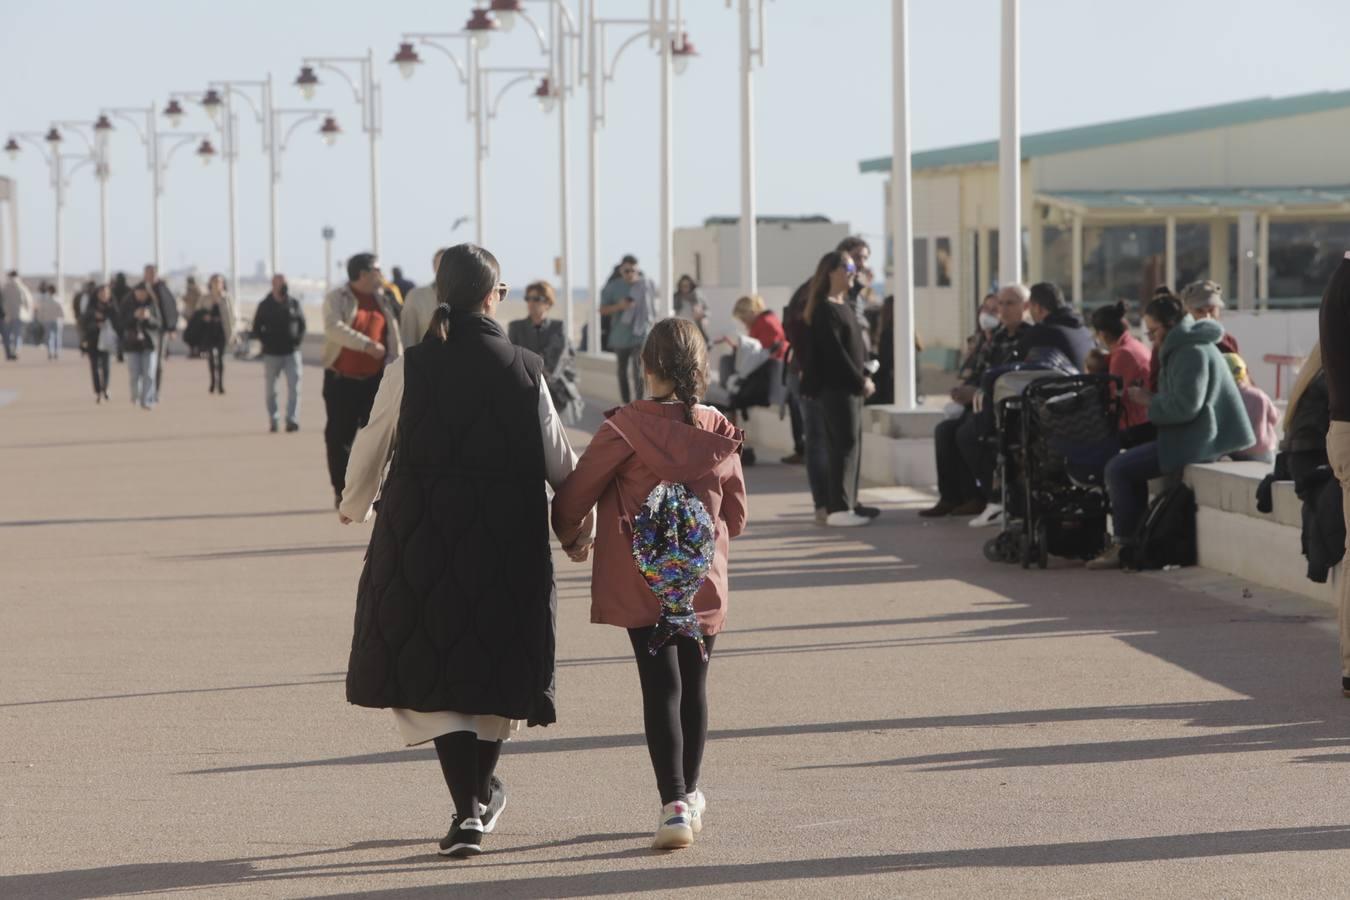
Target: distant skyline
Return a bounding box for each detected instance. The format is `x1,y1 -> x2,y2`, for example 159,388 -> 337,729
3,0 -> 1349,293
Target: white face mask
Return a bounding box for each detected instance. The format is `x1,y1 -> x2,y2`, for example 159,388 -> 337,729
979,311 -> 1000,332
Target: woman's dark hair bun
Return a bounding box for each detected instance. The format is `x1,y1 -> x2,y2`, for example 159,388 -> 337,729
427,244 -> 500,343
1090,299 -> 1130,339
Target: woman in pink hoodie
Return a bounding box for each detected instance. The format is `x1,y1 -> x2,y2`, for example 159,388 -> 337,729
554,317 -> 747,851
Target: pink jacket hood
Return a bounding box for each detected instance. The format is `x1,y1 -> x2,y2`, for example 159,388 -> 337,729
605,401 -> 743,485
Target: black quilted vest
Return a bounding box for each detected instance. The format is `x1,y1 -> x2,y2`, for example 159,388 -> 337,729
345,312 -> 557,726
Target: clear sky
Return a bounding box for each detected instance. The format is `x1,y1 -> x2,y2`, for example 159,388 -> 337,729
2,0 -> 1348,294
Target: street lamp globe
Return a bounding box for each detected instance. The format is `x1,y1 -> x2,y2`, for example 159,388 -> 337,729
295,66 -> 320,101
392,42 -> 422,80
534,76 -> 556,114
465,8 -> 499,50
489,0 -> 524,32
319,116 -> 343,147
4,138 -> 20,161
164,99 -> 186,129
94,114 -> 114,148
44,127 -> 62,145
672,33 -> 698,76
201,88 -> 225,123
196,139 -> 217,165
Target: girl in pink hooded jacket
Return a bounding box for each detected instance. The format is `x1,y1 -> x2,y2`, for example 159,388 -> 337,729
554,317 -> 747,851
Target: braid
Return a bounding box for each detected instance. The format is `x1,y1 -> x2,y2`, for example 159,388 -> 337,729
671,355 -> 700,426
641,317 -> 709,427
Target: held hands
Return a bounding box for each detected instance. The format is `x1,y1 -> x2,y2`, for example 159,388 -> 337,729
338,513 -> 353,525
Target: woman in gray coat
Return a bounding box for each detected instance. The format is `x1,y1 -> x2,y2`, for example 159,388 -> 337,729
508,280 -> 582,422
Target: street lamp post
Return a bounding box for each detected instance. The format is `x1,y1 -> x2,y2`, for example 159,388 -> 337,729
729,0 -> 767,298
269,107 -> 339,274
586,2 -> 694,341
103,103 -> 215,275
890,0 -> 917,410
296,51 -> 382,256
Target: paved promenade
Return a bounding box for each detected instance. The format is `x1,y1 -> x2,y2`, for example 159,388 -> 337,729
4,352 -> 1350,898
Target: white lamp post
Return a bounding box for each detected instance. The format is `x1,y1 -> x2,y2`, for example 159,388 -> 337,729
998,0 -> 1021,289
727,0 -> 766,298
295,51 -> 383,256
586,1 -> 694,343
270,107 -> 339,275
890,0 -> 917,410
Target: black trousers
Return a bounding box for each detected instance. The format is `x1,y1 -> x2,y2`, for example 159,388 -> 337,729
323,369 -> 382,495
819,388 -> 863,514
935,409 -> 981,505
206,346 -> 225,391
628,627 -> 716,806
957,408 -> 996,503
615,347 -> 642,404
88,350 -> 110,396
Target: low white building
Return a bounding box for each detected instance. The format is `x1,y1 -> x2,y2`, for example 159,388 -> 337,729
861,89 -> 1350,356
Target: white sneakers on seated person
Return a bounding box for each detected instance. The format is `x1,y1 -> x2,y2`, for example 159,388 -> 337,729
826,511 -> 871,527
968,504 -> 1003,528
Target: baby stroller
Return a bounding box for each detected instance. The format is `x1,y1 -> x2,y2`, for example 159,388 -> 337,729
984,373 -> 1121,568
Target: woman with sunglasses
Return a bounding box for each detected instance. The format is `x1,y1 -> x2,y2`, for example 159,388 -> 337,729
802,250 -> 875,528
508,281 -> 583,422
339,244 -> 591,858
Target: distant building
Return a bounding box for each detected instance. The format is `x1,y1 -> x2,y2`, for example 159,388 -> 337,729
861,89 -> 1350,349
674,215 -> 851,291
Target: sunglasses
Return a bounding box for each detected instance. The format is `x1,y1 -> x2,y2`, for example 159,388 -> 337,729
620,268 -> 636,276
843,263 -> 857,275
496,283 -> 509,299
526,294 -> 549,304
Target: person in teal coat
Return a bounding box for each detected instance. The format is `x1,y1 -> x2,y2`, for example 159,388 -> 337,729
1088,293 -> 1254,570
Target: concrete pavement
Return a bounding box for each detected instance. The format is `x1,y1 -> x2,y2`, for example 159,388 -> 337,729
3,351 -> 1350,898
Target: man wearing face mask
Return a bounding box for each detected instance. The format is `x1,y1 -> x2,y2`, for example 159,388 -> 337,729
920,287 -> 1028,519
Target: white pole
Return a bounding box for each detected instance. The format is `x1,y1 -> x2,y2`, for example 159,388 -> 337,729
998,0 -> 1021,288
1257,212 -> 1270,311
1071,213 -> 1083,311
474,44 -> 486,246
54,153 -> 64,303
98,162 -> 110,283
556,5 -> 574,343
658,0 -> 673,317
1164,215 -> 1177,292
324,231 -> 333,295
890,0 -> 916,411
266,76 -> 280,276
738,0 -> 757,297
367,50 -> 382,256
226,104 -> 241,308
587,0 -> 601,352
150,104 -> 163,270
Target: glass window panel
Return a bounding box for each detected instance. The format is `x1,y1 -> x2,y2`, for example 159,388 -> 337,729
1268,220 -> 1350,309
1081,225 -> 1166,312
913,238 -> 929,287
935,237 -> 952,287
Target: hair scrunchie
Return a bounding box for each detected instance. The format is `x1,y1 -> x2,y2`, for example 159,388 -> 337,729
436,303 -> 452,315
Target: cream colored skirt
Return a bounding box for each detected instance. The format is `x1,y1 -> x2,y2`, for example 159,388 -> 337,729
392,708 -> 521,746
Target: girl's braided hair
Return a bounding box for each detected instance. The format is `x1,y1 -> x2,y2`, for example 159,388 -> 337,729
641,317 -> 708,426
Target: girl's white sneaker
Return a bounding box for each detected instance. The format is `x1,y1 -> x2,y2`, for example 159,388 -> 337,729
652,800 -> 694,849
686,790 -> 707,834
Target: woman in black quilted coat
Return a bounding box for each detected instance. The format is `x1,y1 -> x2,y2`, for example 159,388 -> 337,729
338,243 -> 593,858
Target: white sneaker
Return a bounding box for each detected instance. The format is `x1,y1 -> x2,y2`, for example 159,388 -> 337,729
652,800 -> 694,850
967,504 -> 1003,528
686,790 -> 707,834
826,511 -> 870,528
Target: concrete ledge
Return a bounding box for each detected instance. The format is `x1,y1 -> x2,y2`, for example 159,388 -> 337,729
1184,460 -> 1336,607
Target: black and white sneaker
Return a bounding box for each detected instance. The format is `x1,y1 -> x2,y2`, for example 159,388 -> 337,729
438,815 -> 484,858
479,775 -> 508,833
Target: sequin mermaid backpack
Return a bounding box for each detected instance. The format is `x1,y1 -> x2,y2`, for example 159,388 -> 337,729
629,482 -> 717,661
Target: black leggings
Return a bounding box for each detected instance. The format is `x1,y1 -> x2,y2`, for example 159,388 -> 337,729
206,346 -> 225,391
432,732 -> 504,820
88,350 -> 110,396
627,626 -> 716,805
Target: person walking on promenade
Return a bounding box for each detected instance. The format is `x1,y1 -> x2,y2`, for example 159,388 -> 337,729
120,284 -> 162,409
398,248 -> 447,348
322,252 -> 401,509
390,265 -> 415,304
803,250 -> 876,528
1317,255 -> 1350,697
2,271 -> 34,360
194,274 -> 232,394
600,258 -> 658,403
36,282 -> 65,360
250,274 -> 307,432
339,243 -> 587,859
553,317 -> 746,851
135,264 -> 179,395
508,280 -> 582,422
72,279 -> 97,322
595,254 -> 636,352
79,284 -> 118,402
674,274 -> 709,344
181,276 -> 203,358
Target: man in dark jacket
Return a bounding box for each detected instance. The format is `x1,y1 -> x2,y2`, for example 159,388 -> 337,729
1020,281 -> 1093,371
134,264 -> 179,395
251,274 -> 307,433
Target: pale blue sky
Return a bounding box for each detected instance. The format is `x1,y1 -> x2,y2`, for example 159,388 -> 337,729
2,0 -> 1348,292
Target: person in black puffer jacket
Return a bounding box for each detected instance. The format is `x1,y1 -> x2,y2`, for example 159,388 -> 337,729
337,243 -> 592,859
1019,282 -> 1094,372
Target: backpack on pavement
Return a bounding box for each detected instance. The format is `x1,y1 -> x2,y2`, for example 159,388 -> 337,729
1126,482 -> 1197,570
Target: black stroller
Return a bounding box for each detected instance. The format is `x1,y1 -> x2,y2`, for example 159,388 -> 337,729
983,373 -> 1121,568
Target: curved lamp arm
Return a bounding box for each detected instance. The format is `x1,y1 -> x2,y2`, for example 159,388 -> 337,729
305,58 -> 366,106
219,84 -> 265,124
61,154 -> 96,185
606,27 -> 654,81
106,109 -> 151,145
408,36 -> 470,83
278,110 -> 332,153
489,72 -> 546,119
160,133 -> 208,169
12,133 -> 57,168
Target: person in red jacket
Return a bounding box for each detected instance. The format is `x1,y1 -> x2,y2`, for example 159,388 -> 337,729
553,317 -> 747,851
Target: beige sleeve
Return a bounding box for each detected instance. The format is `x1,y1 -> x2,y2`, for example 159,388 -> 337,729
323,289 -> 372,352
339,359 -> 405,523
